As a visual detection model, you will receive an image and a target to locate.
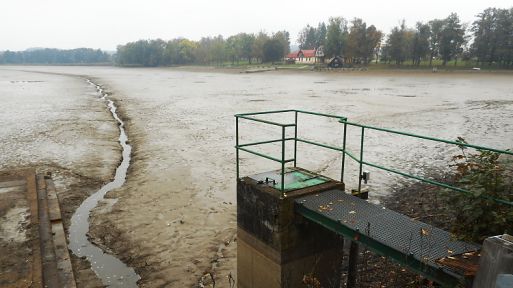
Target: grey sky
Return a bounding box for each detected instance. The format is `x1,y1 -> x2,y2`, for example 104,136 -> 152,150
1,0 -> 511,51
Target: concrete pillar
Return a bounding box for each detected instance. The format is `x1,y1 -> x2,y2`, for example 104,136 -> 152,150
473,234 -> 513,288
237,174 -> 344,288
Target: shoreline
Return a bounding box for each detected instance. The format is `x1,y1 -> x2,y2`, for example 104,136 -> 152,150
4,64 -> 513,76
136,65 -> 513,76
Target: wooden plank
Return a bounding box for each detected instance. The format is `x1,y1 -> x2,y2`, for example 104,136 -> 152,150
46,179 -> 62,221
25,170 -> 43,288
37,175 -> 61,288
46,178 -> 77,288
436,251 -> 480,277
52,223 -> 77,288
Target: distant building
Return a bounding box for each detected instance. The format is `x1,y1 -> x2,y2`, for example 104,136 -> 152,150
286,49 -> 318,64
315,46 -> 325,63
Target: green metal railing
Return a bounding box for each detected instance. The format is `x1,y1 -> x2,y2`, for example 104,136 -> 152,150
235,109 -> 347,191
235,109 -> 513,206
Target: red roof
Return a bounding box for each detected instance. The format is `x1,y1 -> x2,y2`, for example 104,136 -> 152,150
286,49 -> 316,59
301,49 -> 316,58
287,51 -> 300,59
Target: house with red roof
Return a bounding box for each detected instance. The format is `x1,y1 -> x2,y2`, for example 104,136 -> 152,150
286,49 -> 318,63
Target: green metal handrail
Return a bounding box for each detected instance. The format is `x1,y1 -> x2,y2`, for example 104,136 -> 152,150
235,110 -> 347,191
340,120 -> 513,156
235,110 -> 513,206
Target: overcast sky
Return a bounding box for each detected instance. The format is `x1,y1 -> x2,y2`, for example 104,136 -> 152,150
1,0 -> 511,51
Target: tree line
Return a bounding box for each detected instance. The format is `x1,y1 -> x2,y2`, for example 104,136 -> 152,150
297,17 -> 383,64
0,48 -> 111,64
472,8 -> 513,66
381,14 -> 466,66
114,7 -> 512,68
380,8 -> 512,67
1,7 -> 511,68
115,31 -> 290,66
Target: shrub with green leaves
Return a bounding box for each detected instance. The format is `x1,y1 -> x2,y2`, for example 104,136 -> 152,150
444,138 -> 513,242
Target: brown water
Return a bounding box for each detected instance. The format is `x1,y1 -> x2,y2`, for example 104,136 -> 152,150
1,66 -> 512,286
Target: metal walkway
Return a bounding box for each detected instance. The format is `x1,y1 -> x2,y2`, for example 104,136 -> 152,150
295,189 -> 481,287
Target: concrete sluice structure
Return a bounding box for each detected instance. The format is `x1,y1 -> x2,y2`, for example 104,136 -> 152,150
237,168 -> 345,287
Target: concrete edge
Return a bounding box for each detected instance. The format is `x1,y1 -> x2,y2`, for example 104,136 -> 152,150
45,177 -> 77,288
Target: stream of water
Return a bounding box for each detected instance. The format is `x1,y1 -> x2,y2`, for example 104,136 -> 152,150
68,80 -> 140,287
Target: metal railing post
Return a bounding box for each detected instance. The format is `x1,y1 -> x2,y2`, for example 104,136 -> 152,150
281,125 -> 286,193
294,111 -> 298,167
347,239 -> 359,288
341,122 -> 347,183
358,127 -> 365,192
349,125 -> 367,288
236,116 -> 239,180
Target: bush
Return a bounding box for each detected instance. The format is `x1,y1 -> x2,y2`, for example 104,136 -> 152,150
444,138 -> 513,242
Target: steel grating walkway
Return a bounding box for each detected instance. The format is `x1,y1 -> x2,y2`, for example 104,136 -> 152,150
295,189 -> 481,287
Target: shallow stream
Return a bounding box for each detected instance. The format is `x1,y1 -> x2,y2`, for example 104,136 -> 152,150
67,80 -> 140,287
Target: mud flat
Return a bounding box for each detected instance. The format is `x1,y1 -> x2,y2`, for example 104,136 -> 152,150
2,66 -> 513,287
0,170 -> 38,287
0,69 -> 120,287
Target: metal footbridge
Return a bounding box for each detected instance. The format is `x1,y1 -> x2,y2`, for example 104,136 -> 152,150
235,110 -> 513,287
296,188 -> 478,286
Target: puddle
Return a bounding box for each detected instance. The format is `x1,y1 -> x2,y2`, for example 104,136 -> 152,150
68,80 -> 140,287
10,80 -> 44,83
329,89 -> 358,95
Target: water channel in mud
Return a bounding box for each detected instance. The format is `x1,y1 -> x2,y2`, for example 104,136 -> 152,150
67,80 -> 140,287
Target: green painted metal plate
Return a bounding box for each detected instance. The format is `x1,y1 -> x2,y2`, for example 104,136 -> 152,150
248,168 -> 329,191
